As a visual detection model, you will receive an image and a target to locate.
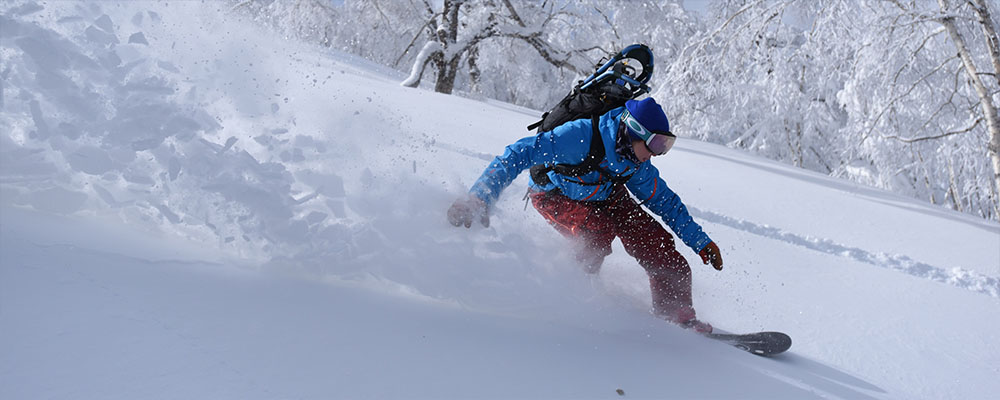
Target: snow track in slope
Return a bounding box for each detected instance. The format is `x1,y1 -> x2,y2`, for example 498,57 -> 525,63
692,207 -> 1000,297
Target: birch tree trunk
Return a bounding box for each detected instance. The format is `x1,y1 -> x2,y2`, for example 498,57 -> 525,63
937,0 -> 1000,214
970,0 -> 1000,216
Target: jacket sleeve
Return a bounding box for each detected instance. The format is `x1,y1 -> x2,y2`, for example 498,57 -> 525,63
469,120 -> 591,207
626,163 -> 713,253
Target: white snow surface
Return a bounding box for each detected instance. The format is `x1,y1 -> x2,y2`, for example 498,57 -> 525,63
2,2 -> 999,399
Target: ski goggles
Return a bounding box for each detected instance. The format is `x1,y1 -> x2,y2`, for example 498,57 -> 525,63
621,109 -> 676,155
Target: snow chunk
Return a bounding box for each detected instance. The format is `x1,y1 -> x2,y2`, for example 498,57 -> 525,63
128,32 -> 149,45
65,146 -> 116,176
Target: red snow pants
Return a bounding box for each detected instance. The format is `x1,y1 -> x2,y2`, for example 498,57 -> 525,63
530,185 -> 694,316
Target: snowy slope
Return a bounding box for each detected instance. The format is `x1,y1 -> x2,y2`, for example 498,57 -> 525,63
2,2 -> 999,399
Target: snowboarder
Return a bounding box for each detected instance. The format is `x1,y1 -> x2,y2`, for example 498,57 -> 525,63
447,97 -> 724,333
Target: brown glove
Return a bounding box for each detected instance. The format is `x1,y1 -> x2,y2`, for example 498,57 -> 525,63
447,195 -> 489,228
699,241 -> 724,271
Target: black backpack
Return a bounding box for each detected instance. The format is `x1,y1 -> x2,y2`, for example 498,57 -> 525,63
527,44 -> 655,186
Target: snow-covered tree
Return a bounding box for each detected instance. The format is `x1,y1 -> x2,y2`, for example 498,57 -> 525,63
232,0 -> 999,221
233,0 -> 699,110
662,0 -> 999,220
840,0 -> 1000,218
402,0 -> 644,98
660,1 -> 851,172
233,0 -> 340,47
934,0 -> 1000,217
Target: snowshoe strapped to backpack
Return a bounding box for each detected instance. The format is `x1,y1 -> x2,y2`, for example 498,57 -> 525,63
527,44 -> 654,133
527,44 -> 654,185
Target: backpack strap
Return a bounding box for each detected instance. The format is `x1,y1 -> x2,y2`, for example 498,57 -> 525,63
551,116 -> 603,177
529,116 -> 634,188
526,112 -> 548,131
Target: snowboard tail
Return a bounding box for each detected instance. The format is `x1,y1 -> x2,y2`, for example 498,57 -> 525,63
705,331 -> 792,356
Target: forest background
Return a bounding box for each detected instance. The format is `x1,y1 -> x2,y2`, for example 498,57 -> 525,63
235,0 -> 1000,222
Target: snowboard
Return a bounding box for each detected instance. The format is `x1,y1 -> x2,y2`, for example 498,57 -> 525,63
704,331 -> 792,356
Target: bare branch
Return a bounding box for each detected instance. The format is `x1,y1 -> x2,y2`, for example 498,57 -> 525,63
891,28 -> 947,86
500,0 -> 527,28
452,22 -> 500,61
369,0 -> 393,28
884,117 -> 983,143
592,6 -> 621,43
394,16 -> 436,67
499,31 -> 585,75
864,54 -> 960,143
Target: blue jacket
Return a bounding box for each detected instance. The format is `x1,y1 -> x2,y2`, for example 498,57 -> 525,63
470,107 -> 713,253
